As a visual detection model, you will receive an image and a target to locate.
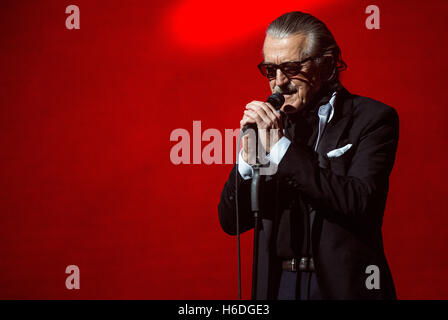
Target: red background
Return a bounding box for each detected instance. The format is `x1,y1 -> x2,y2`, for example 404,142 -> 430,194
0,0 -> 447,299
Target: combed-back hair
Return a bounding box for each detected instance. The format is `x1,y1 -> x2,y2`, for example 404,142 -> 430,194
267,11 -> 347,89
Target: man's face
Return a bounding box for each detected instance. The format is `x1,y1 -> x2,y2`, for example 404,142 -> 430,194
263,34 -> 321,113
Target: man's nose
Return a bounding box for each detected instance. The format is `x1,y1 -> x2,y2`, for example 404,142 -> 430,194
275,68 -> 289,87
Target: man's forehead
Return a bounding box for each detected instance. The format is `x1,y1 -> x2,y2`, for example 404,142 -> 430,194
262,33 -> 308,63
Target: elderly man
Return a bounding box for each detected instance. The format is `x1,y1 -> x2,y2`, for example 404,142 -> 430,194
218,11 -> 399,300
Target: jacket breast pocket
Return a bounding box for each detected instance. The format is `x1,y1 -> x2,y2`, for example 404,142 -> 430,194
327,145 -> 355,176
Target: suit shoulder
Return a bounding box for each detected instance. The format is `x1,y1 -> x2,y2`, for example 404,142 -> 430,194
350,94 -> 398,125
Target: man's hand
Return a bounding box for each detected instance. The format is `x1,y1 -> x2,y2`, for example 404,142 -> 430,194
240,101 -> 283,163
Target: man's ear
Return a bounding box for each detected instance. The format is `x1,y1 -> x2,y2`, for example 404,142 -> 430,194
319,55 -> 337,83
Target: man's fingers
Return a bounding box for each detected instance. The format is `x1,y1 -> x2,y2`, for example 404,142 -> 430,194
265,102 -> 282,121
245,106 -> 270,127
258,102 -> 280,124
246,102 -> 280,127
244,109 -> 263,126
240,114 -> 256,128
239,100 -> 284,156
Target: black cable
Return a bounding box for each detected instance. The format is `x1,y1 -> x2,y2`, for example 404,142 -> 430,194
234,130 -> 244,300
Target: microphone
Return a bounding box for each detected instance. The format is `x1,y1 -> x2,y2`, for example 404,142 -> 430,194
241,92 -> 285,133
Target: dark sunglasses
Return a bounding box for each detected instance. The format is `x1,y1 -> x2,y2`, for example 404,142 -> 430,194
257,56 -> 319,79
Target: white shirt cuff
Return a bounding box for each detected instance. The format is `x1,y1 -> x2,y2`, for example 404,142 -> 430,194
237,137 -> 291,180
266,136 -> 291,165
237,150 -> 254,180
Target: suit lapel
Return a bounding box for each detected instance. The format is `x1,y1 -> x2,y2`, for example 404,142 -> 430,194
311,88 -> 354,266
316,88 -> 354,166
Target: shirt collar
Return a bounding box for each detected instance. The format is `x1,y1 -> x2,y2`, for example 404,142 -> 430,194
326,91 -> 337,123
300,90 -> 337,123
283,89 -> 337,130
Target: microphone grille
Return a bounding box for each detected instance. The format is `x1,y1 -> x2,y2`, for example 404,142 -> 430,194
267,92 -> 285,110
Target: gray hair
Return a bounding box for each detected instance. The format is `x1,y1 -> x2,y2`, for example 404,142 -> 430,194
266,11 -> 347,89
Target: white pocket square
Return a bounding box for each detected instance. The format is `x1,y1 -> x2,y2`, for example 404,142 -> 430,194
327,144 -> 353,158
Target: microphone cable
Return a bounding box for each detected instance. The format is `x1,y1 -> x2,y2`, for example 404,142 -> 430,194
235,129 -> 244,300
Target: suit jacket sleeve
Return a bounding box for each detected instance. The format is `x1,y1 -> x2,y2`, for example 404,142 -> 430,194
218,164 -> 255,235
277,106 -> 399,220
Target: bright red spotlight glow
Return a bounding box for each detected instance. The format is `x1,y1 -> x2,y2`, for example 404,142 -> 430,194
168,0 -> 336,49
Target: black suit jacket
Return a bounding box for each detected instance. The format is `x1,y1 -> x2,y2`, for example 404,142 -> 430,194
218,87 -> 399,299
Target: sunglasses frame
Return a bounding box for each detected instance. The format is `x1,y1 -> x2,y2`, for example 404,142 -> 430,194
257,55 -> 320,79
